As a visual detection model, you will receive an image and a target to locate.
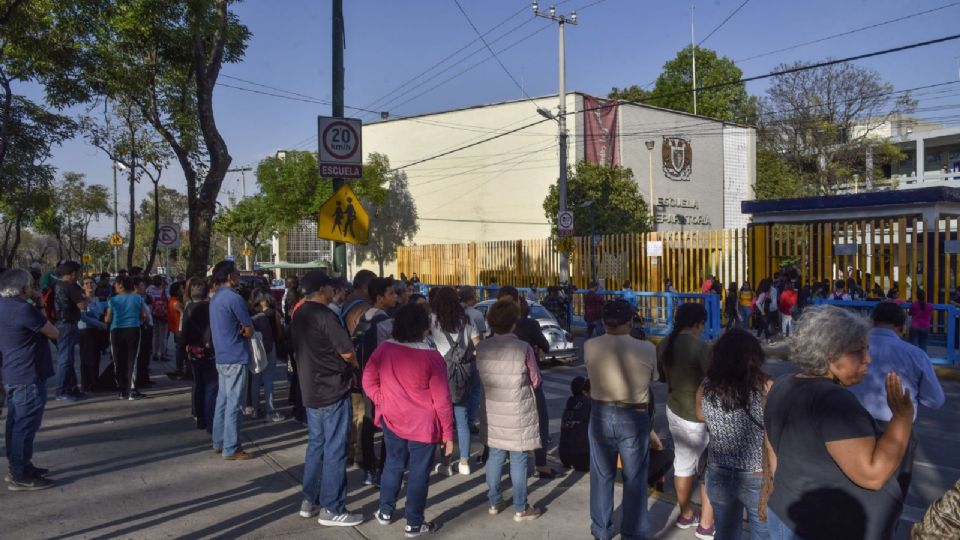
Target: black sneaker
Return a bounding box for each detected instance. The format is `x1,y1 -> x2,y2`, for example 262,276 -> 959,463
405,522 -> 438,537
8,476 -> 54,491
118,391 -> 128,400
128,390 -> 146,400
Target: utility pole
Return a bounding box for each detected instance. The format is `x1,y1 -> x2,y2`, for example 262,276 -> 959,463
646,140 -> 656,229
331,0 -> 347,278
228,166 -> 253,270
534,2 -> 577,285
691,2 -> 697,116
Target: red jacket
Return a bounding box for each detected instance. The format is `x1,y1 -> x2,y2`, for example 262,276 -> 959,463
362,340 -> 454,444
779,290 -> 798,316
584,291 -> 604,323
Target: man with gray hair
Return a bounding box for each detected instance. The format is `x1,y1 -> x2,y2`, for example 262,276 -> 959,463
0,268 -> 60,490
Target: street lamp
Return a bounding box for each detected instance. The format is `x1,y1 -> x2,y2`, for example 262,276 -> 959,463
534,2 -> 577,285
645,140 -> 656,229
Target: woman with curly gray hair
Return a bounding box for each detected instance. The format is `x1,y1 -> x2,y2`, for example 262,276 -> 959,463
761,305 -> 913,540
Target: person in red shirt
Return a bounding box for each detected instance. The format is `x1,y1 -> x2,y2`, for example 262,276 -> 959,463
584,280 -> 605,338
778,282 -> 798,337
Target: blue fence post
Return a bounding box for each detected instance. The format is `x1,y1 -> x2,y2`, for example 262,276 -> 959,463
949,304 -> 956,367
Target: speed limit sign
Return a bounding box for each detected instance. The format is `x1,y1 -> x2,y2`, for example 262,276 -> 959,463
318,116 -> 362,179
557,210 -> 575,237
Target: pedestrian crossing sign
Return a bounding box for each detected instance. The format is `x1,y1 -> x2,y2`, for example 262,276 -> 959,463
318,184 -> 369,245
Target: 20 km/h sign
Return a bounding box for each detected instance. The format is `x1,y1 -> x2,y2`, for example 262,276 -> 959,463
318,116 -> 362,179
557,210 -> 575,237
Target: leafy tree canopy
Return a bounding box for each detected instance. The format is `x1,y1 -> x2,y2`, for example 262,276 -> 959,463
355,170 -> 419,276
543,161 -> 650,236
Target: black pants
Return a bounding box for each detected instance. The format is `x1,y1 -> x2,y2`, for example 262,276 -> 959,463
192,358 -> 219,432
534,385 -> 550,467
136,326 -> 152,386
361,396 -> 386,472
79,329 -> 103,391
174,332 -> 187,374
288,354 -> 305,421
111,327 -> 141,391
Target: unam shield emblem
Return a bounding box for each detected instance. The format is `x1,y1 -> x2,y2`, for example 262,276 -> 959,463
662,136 -> 692,180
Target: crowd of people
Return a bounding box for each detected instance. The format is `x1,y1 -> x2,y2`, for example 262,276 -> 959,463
1,260 -> 958,539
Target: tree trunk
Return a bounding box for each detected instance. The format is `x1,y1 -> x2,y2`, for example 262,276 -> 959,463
145,180 -> 160,274
378,257 -> 384,278
0,67 -> 12,175
125,157 -> 136,270
4,212 -> 23,268
186,0 -> 231,278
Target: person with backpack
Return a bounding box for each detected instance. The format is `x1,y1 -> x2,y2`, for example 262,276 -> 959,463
147,275 -> 169,362
695,329 -> 771,540
338,270 -> 377,465
52,260 -> 87,401
355,276 -> 398,486
429,287 -> 481,476
362,303 -> 455,537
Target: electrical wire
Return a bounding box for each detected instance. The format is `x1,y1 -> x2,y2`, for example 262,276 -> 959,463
698,0 -> 751,46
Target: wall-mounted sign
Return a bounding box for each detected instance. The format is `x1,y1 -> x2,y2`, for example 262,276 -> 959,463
646,240 -> 663,257
662,136 -> 692,180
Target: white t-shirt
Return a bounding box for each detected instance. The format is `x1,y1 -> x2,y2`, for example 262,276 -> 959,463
429,314 -> 479,358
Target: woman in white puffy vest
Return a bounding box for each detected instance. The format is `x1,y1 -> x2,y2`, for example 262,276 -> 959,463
476,298 -> 543,522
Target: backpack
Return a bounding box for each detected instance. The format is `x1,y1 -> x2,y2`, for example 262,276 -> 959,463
42,286 -> 58,323
151,292 -> 168,321
352,311 -> 391,388
441,326 -> 474,404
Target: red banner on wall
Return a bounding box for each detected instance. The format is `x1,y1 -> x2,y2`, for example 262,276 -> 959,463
583,95 -> 620,167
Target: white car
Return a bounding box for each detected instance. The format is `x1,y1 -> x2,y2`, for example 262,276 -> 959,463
474,300 -> 578,364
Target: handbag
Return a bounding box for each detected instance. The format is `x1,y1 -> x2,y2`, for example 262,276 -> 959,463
250,331 -> 269,374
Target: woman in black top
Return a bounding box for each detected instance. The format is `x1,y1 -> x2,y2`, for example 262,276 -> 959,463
762,305 -> 913,540
182,279 -> 217,432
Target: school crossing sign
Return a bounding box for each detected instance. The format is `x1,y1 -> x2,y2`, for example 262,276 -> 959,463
318,184 -> 369,245
318,116 -> 363,179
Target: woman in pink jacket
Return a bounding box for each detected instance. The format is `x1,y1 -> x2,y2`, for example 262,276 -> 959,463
362,303 -> 455,537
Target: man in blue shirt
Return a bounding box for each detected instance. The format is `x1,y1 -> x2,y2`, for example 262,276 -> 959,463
0,268 -> 60,490
849,301 -> 945,496
209,260 -> 254,461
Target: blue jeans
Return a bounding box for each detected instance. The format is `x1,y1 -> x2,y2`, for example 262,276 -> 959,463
4,383 -> 48,480
380,423 -> 436,527
486,447 -> 529,513
739,307 -> 752,330
767,510 -> 805,540
302,395 -> 351,514
467,372 -> 482,425
249,352 -> 277,414
909,328 -> 929,352
706,463 -> 769,540
212,363 -> 246,456
589,403 -> 650,540
453,404 -> 471,461
55,322 -> 79,396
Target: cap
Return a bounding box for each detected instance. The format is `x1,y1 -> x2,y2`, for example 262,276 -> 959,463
300,269 -> 334,295
602,299 -> 634,326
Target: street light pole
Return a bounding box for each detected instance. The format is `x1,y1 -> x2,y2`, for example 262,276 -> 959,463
228,166 -> 253,270
534,2 -> 577,285
112,162 -> 126,274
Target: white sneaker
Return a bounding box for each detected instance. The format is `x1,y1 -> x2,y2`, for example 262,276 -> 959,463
458,460 -> 472,475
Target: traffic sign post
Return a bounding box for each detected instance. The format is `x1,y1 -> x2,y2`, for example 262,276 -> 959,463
318,116 -> 363,179
318,184 -> 369,245
557,210 -> 575,237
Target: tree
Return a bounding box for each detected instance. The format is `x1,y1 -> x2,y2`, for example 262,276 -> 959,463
256,151 -> 390,230
543,161 -> 650,236
83,100 -> 170,271
214,193 -> 278,268
611,46 -> 755,122
69,0 -> 250,276
355,170 -> 419,276
757,61 -> 913,195
35,172 -> 111,261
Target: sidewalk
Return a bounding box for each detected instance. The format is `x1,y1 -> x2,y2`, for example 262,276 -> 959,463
0,361 -> 704,539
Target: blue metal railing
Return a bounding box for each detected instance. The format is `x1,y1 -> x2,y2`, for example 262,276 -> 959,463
814,299 -> 957,366
419,283 -> 722,341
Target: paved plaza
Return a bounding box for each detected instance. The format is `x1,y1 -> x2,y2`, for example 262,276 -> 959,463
1,347 -> 958,539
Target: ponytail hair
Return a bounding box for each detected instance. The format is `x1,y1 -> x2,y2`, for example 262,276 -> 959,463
662,302 -> 708,367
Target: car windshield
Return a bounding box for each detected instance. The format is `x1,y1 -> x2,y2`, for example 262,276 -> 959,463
529,305 -> 554,321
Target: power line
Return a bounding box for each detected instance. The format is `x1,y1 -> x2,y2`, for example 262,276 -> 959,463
736,2 -> 960,63
393,36 -> 960,173
452,0 -> 537,102
698,0 -> 751,46
218,81 -> 382,115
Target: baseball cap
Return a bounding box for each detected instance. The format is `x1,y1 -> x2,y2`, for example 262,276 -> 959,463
602,299 -> 634,326
300,269 -> 334,295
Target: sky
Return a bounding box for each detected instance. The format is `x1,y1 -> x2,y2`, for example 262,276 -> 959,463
21,0 -> 960,238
